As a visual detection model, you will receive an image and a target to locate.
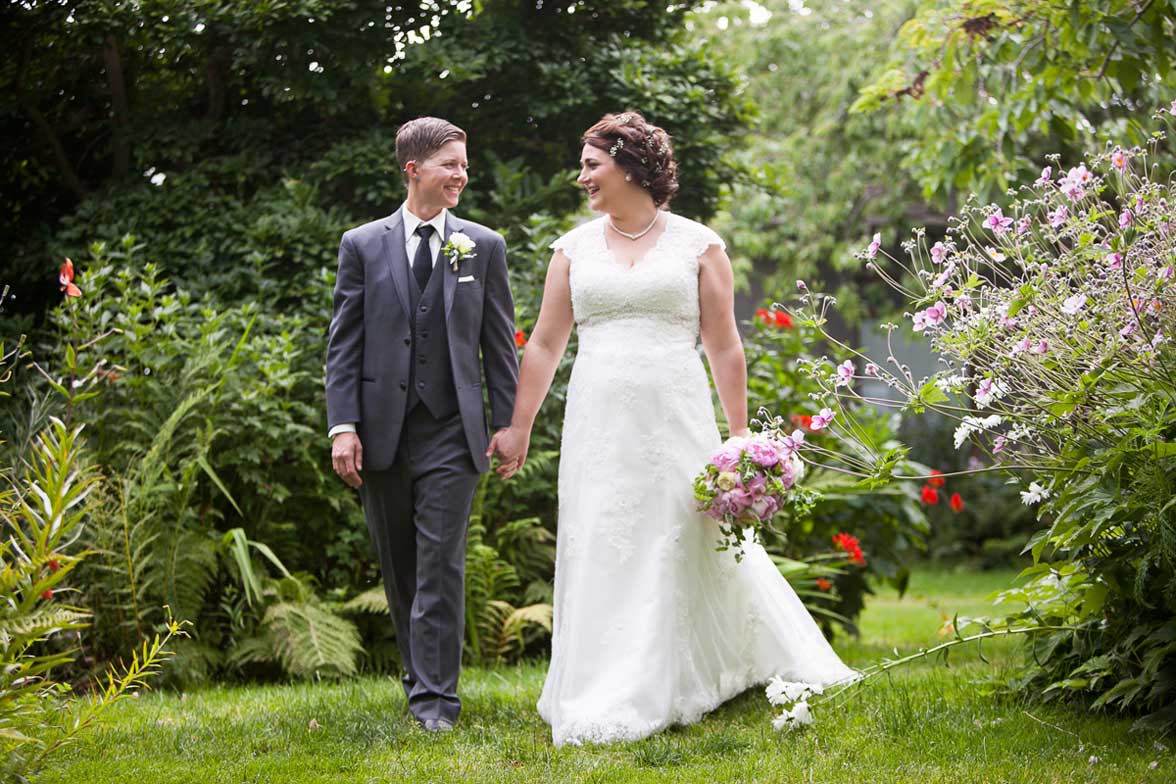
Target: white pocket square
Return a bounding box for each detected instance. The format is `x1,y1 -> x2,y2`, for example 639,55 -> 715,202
458,275 -> 476,283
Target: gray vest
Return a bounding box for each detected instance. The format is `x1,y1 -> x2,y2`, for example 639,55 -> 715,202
406,260 -> 458,419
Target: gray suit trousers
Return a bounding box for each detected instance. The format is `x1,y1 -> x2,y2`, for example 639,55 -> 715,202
359,404 -> 480,724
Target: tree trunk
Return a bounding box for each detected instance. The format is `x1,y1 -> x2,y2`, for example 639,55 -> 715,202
15,35 -> 86,199
27,105 -> 88,199
204,43 -> 232,124
103,34 -> 131,178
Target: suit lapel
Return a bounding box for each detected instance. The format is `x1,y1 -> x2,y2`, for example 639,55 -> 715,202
382,208 -> 412,317
442,213 -> 463,322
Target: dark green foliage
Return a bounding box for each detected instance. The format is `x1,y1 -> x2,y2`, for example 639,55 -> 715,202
994,402 -> 1176,730
9,249 -> 364,685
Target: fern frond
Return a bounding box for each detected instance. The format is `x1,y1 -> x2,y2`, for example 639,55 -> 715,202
224,636 -> 274,668
503,603 -> 553,636
492,516 -> 555,585
339,586 -> 389,615
0,608 -> 90,647
160,528 -> 218,625
262,601 -> 362,678
480,601 -> 553,664
510,449 -> 558,482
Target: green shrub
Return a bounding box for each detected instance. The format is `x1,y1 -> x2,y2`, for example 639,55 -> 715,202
799,113 -> 1176,728
1,337 -> 182,781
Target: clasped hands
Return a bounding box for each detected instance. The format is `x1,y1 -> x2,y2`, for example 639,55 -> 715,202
487,426 -> 529,480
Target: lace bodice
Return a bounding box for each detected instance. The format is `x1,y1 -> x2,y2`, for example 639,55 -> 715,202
551,213 -> 725,338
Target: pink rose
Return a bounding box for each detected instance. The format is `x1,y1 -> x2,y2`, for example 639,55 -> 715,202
710,441 -> 745,472
745,472 -> 768,494
744,438 -> 781,468
723,487 -> 754,516
750,495 -> 779,521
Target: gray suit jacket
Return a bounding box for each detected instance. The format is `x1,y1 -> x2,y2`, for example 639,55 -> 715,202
325,208 -> 519,473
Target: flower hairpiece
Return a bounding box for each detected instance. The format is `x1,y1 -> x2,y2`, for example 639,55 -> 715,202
609,138 -> 624,157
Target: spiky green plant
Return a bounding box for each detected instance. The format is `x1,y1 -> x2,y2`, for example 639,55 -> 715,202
0,414 -> 184,781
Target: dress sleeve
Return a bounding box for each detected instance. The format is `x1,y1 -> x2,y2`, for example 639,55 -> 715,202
689,223 -> 726,259
550,231 -> 578,263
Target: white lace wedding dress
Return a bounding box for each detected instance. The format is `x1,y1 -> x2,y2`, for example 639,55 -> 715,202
536,213 -> 857,746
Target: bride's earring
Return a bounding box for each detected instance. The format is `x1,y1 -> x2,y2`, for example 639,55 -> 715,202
625,174 -> 632,182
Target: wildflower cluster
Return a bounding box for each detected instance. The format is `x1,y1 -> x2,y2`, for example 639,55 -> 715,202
788,107 -> 1176,730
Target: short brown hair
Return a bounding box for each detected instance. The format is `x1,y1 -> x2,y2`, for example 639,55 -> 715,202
395,117 -> 467,183
582,111 -> 679,207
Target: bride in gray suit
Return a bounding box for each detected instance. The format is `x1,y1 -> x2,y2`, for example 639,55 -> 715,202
325,117 -> 519,732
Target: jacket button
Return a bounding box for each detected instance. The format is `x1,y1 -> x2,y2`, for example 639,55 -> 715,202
421,332 -> 429,339
403,338 -> 410,346
417,381 -> 425,389
419,357 -> 427,364
419,305 -> 427,312
399,381 -> 407,390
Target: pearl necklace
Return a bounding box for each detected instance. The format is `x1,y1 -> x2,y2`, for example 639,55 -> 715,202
608,212 -> 660,241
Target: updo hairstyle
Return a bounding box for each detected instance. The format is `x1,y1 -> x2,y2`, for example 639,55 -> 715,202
581,111 -> 679,207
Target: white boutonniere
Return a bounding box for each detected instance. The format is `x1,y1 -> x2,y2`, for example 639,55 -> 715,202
442,232 -> 476,272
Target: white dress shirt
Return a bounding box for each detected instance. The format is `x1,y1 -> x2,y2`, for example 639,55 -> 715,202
329,204 -> 448,439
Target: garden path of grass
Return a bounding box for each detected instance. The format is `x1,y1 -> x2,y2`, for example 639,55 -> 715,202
40,567 -> 1170,783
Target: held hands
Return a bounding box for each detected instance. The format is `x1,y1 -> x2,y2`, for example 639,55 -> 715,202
487,426 -> 530,480
331,432 -> 364,488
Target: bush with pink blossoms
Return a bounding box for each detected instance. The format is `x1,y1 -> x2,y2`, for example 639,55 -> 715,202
793,107 -> 1176,730
694,433 -> 810,560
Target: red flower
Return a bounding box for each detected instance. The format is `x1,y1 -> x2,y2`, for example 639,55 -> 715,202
921,484 -> 939,505
41,588 -> 53,600
928,469 -> 946,488
832,532 -> 866,565
514,329 -> 527,348
47,558 -> 60,573
756,308 -> 772,326
950,492 -> 964,513
58,258 -> 82,298
816,578 -> 831,591
790,414 -> 814,432
774,310 -> 793,328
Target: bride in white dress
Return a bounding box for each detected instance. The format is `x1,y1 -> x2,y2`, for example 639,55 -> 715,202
488,112 -> 856,747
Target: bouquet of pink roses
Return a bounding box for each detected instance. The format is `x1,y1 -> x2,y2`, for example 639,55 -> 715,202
693,431 -> 807,560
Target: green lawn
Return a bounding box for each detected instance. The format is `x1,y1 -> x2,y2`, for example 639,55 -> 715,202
40,567 -> 1169,783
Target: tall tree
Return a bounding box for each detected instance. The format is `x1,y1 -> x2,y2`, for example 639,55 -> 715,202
1,1 -> 752,319
702,0 -> 935,322
852,0 -> 1176,200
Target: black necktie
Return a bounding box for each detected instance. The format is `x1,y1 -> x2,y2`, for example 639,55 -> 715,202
412,224 -> 436,292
